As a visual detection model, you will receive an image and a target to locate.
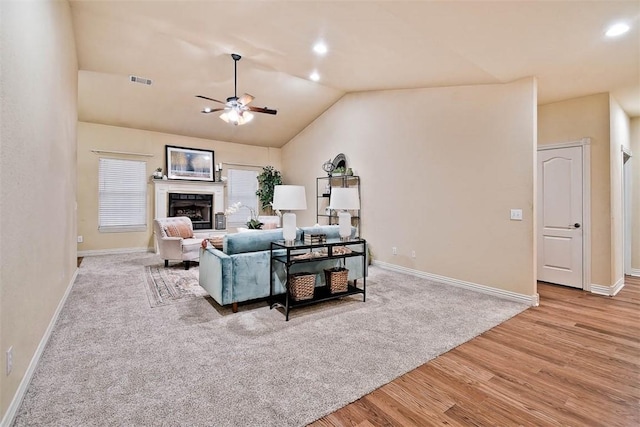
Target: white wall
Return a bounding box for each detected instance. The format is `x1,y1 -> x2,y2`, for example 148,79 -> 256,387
0,0 -> 78,420
282,78 -> 537,297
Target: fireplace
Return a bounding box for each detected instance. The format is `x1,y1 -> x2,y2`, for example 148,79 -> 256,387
154,180 -> 224,232
168,193 -> 213,230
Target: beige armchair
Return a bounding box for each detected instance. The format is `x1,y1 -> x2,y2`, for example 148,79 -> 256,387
153,216 -> 208,270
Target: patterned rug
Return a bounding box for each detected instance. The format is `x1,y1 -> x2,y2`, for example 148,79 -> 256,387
143,262 -> 209,307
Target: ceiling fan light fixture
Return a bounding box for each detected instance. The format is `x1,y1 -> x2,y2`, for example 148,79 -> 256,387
197,53 -> 277,125
220,108 -> 254,126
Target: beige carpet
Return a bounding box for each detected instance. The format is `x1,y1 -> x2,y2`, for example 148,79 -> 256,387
12,252 -> 528,427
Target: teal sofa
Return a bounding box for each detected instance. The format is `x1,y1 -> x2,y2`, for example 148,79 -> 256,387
199,225 -> 366,312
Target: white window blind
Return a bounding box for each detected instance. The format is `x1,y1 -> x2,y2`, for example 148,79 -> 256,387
98,158 -> 147,232
227,168 -> 258,226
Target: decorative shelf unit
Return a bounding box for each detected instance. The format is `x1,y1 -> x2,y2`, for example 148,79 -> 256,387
316,175 -> 361,237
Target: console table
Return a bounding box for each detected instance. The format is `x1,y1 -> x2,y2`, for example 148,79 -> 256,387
270,238 -> 367,321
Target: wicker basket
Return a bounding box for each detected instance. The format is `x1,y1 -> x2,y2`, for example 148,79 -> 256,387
324,267 -> 349,293
289,272 -> 316,301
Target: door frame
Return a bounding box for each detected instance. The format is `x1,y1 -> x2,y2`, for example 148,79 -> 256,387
622,145 -> 633,275
537,138 -> 591,291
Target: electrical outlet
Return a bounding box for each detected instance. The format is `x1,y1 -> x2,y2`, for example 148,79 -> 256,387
6,347 -> 13,375
392,247 -> 397,255
510,209 -> 523,221
77,235 -> 83,243
411,250 -> 416,258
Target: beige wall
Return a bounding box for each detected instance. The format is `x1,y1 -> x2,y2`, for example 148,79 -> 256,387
77,122 -> 282,252
538,93 -> 613,286
631,117 -> 640,273
609,97 -> 630,284
282,78 -> 537,297
0,0 -> 77,420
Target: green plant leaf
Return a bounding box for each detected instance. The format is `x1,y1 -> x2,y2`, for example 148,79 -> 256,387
256,165 -> 282,213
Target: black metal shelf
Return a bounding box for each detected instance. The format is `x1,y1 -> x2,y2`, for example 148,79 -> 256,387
271,285 -> 364,309
316,175 -> 361,237
269,238 -> 367,321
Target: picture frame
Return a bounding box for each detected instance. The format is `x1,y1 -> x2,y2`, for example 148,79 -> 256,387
165,145 -> 214,181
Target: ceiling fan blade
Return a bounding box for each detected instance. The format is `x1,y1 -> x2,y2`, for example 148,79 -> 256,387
201,108 -> 225,114
238,93 -> 254,106
195,95 -> 226,104
248,106 -> 277,115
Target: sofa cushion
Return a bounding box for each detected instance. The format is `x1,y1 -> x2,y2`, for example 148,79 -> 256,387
225,229 -> 284,255
165,222 -> 194,239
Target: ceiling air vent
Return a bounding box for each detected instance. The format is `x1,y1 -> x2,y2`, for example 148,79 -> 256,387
129,75 -> 152,85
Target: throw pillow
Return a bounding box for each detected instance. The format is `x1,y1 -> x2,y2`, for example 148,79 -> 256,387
164,223 -> 194,239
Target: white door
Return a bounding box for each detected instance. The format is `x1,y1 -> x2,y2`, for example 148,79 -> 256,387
537,146 -> 583,288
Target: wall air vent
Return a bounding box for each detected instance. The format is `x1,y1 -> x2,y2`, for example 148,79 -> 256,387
129,75 -> 152,85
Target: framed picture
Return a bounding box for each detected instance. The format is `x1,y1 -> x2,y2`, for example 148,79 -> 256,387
166,145 -> 214,181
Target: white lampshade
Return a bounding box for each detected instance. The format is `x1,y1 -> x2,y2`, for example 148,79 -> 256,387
272,185 -> 307,245
272,185 -> 307,211
328,188 -> 360,210
329,188 -> 360,240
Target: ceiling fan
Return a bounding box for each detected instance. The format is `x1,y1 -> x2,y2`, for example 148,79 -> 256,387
196,53 -> 277,126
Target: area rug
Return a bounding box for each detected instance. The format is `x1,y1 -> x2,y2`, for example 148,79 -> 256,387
143,262 -> 208,307
13,252 -> 529,427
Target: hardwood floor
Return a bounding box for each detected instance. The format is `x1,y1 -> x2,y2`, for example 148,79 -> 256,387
311,276 -> 640,427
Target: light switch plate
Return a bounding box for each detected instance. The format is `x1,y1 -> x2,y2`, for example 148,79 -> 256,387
510,209 -> 523,221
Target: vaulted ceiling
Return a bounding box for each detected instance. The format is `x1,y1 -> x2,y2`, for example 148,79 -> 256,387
71,1 -> 640,148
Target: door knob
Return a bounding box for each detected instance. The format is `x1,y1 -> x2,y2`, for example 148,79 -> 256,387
573,223 -> 581,228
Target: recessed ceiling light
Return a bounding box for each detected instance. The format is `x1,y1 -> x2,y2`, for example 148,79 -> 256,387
313,42 -> 328,55
606,23 -> 630,37
310,71 -> 320,82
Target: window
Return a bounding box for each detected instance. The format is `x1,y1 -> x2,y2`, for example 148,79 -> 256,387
226,168 -> 259,227
98,158 -> 147,232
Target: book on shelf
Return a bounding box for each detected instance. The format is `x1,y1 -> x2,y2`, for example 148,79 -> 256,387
304,233 -> 327,244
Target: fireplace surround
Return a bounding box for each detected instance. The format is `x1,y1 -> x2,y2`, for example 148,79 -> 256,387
154,180 -> 225,232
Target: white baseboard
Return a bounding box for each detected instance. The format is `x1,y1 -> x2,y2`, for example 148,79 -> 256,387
372,260 -> 539,306
627,268 -> 640,277
0,268 -> 79,427
78,247 -> 153,257
591,277 -> 625,296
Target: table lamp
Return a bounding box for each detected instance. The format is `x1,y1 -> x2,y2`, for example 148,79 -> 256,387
272,185 -> 307,245
328,187 -> 360,241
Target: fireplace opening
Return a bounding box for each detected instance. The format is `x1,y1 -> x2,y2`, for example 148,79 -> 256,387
168,193 -> 213,230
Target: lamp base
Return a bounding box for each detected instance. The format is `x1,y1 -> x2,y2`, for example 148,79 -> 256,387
282,212 -> 297,245
338,211 -> 352,241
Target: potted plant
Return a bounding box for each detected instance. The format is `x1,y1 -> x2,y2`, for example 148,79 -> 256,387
256,165 -> 282,214
153,167 -> 163,179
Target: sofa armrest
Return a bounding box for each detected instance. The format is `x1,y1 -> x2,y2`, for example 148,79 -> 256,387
199,247 -> 233,306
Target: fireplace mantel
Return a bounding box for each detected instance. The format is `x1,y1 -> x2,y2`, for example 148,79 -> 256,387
153,180 -> 225,225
